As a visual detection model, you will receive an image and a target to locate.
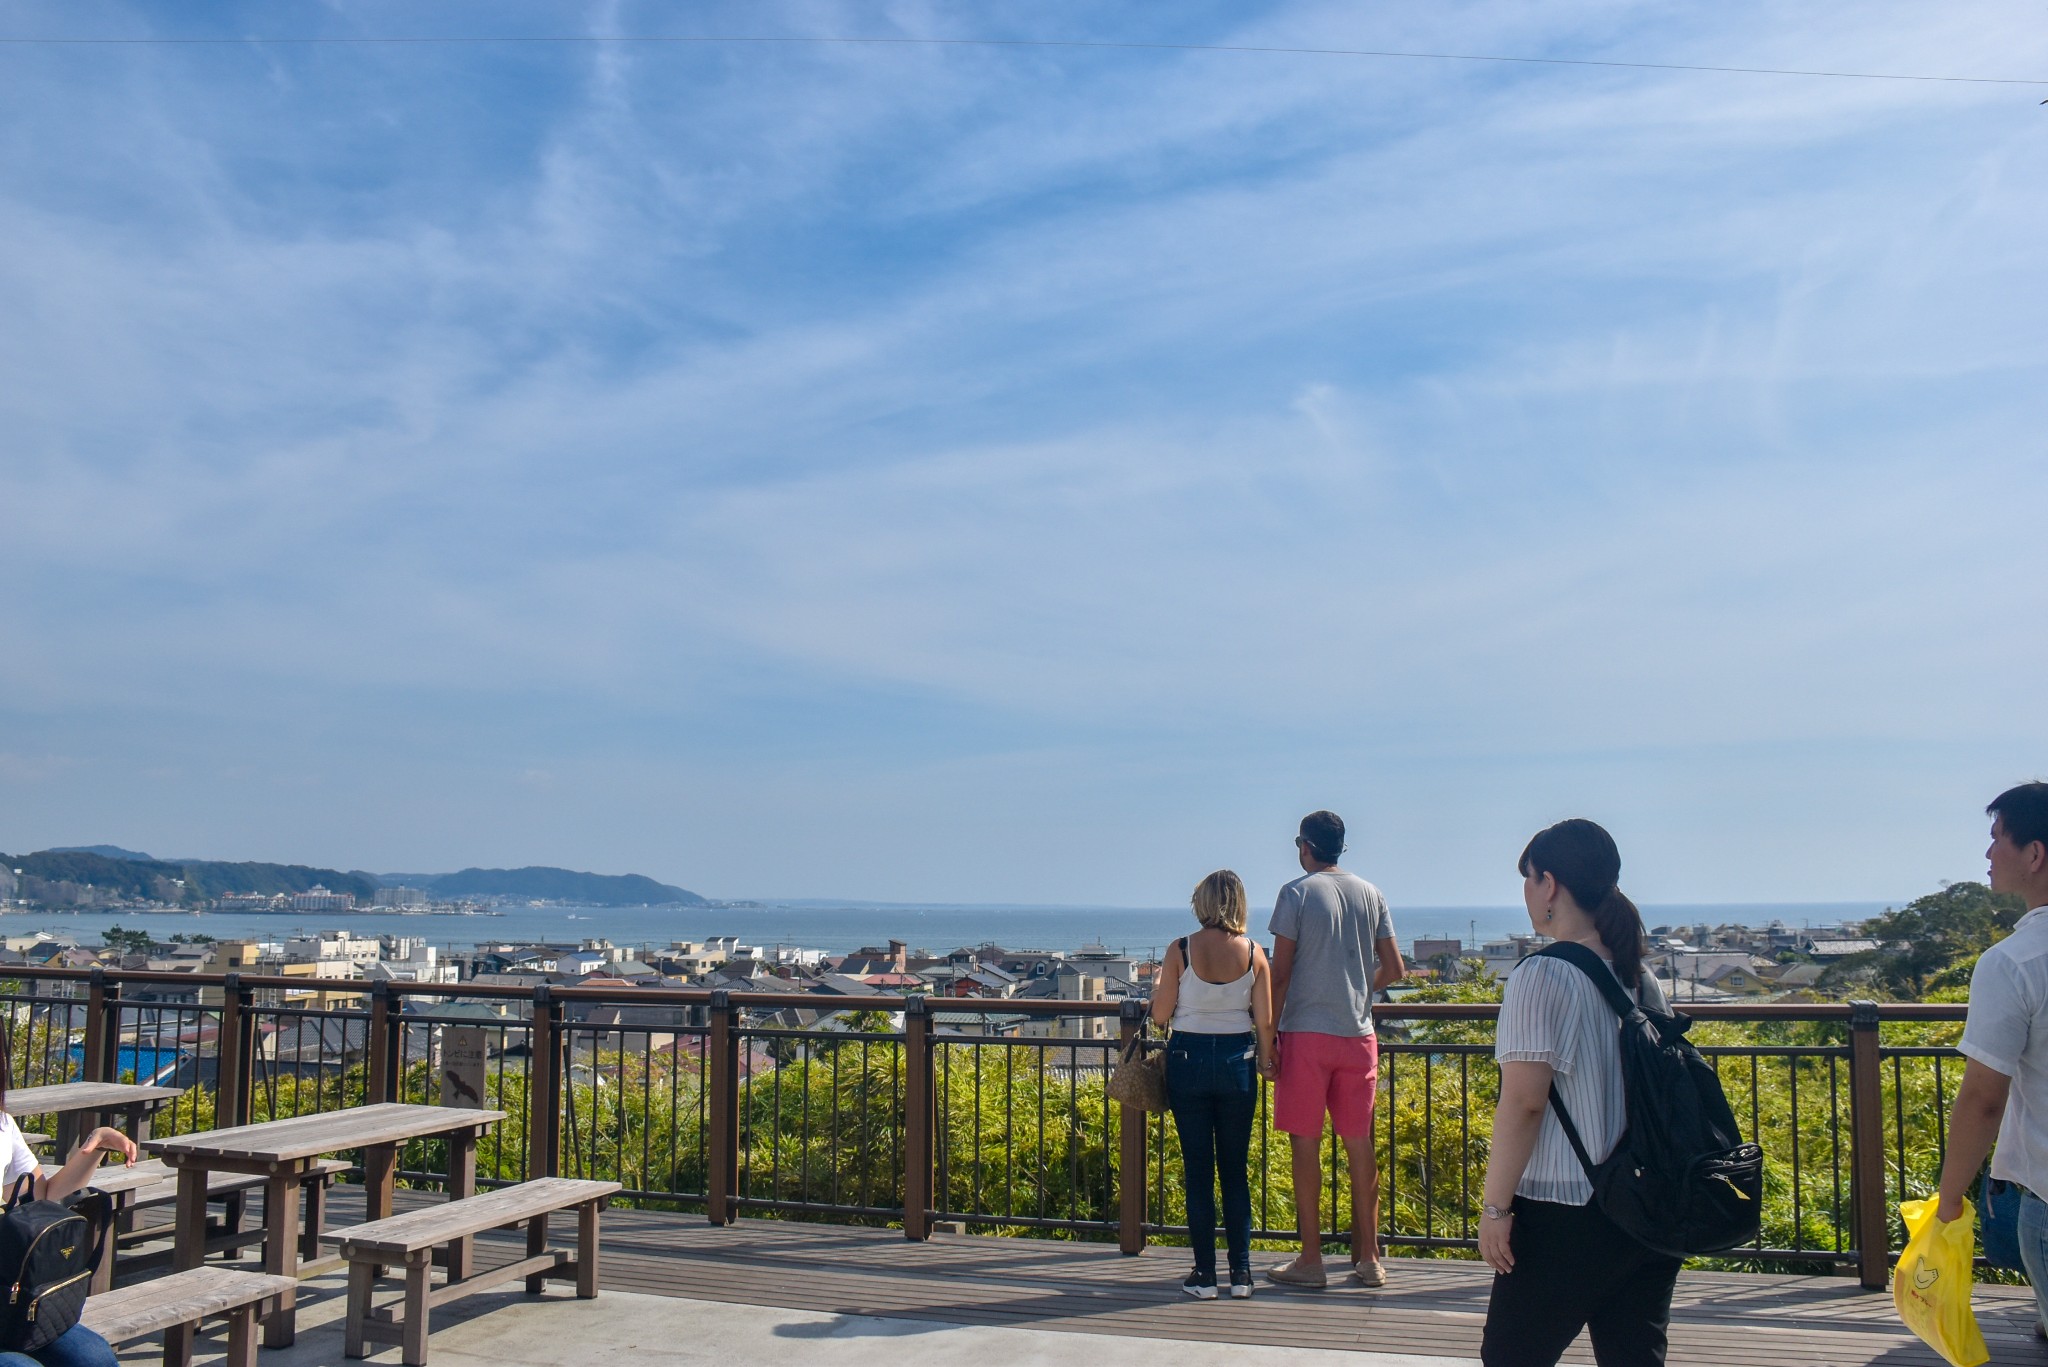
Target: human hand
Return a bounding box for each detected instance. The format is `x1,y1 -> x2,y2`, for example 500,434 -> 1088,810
1936,1193 -> 1967,1224
79,1128 -> 139,1164
1479,1211 -> 1515,1275
1257,1050 -> 1277,1082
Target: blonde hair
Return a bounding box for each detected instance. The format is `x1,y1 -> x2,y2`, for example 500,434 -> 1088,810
1191,870 -> 1248,934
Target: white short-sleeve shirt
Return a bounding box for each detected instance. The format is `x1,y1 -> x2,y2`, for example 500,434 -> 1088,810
1959,905 -> 2048,1197
1495,952 -> 1665,1205
0,1114 -> 40,1192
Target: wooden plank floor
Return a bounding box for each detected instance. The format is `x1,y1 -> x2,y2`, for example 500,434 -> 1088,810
225,1191 -> 2048,1365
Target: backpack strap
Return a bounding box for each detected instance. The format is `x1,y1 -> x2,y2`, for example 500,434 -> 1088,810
1545,1088 -> 1600,1182
1533,940 -> 1637,1021
1531,941 -> 1636,1185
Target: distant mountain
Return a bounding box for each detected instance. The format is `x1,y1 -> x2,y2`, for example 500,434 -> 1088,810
7,849 -> 378,903
48,845 -> 156,862
421,866 -> 706,906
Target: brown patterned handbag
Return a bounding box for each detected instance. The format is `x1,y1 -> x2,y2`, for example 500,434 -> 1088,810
1106,1029 -> 1168,1112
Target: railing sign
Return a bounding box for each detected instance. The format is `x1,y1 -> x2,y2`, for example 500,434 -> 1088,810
440,1026 -> 489,1109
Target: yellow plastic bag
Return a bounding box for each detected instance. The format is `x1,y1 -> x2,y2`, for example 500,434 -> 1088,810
1894,1198 -> 1990,1367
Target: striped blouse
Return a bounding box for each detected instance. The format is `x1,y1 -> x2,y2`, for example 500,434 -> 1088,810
1495,951 -> 1667,1205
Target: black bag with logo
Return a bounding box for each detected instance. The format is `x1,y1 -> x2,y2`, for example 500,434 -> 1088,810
0,1175 -> 108,1352
1536,941 -> 1765,1258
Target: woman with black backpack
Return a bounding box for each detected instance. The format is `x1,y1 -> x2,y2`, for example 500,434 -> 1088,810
0,1043 -> 137,1367
1477,819 -> 1678,1367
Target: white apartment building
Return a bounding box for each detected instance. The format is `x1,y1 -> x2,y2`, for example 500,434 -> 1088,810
285,930 -> 383,967
290,886 -> 355,913
365,937 -> 459,985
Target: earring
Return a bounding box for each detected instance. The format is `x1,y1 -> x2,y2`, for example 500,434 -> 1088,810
1544,906 -> 1554,923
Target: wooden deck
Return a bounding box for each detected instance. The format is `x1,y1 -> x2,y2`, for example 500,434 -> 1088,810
456,1206 -> 2042,1366
163,1189 -> 2047,1365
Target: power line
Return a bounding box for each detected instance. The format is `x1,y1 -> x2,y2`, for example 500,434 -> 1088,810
0,32 -> 2042,88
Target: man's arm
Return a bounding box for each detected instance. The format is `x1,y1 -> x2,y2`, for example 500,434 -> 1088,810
1270,934 -> 1297,1028
1937,1058 -> 2012,1222
1371,936 -> 1404,993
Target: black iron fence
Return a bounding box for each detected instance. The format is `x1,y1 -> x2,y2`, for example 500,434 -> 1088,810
0,966 -> 1970,1291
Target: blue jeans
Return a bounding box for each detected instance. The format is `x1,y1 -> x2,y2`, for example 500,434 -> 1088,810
1166,1030 -> 1258,1278
2018,1189 -> 2048,1329
0,1324 -> 118,1367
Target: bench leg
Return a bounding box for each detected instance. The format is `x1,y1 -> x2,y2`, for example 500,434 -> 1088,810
402,1254 -> 432,1367
345,1259 -> 374,1359
261,1169 -> 301,1348
577,1201 -> 600,1299
524,1213 -> 548,1294
225,1188 -> 247,1245
447,1129 -> 477,1284
165,1168 -> 210,1365
90,1195 -> 121,1295
300,1176 -> 327,1264
227,1302 -> 259,1367
162,1317 -> 195,1367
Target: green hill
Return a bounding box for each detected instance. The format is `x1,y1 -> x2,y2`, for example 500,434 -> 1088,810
422,866 -> 705,906
6,849 -> 379,904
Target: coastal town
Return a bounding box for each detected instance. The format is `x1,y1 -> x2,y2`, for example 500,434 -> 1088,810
0,912 -> 1879,1014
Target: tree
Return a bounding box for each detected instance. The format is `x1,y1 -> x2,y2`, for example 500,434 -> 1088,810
1824,882 -> 2024,998
100,924 -> 155,956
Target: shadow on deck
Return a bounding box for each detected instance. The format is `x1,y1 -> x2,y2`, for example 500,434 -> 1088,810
142,1189 -> 2045,1367
461,1203 -> 2043,1367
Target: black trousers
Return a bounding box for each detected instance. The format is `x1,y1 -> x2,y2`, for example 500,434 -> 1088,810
1481,1197 -> 1682,1367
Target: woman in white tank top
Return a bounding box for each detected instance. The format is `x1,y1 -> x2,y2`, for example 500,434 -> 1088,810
1149,870 -> 1276,1299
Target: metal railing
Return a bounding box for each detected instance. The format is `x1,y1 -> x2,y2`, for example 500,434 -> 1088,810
0,965 -> 1969,1291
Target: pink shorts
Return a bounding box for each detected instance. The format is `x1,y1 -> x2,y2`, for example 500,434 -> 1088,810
1273,1030 -> 1380,1138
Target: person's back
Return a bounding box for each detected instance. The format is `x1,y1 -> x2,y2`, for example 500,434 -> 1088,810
1265,810 -> 1402,1290
1272,867 -> 1392,1037
1150,872 -> 1276,1300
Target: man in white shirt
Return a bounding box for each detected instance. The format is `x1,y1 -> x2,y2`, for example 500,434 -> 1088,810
1937,782 -> 2048,1330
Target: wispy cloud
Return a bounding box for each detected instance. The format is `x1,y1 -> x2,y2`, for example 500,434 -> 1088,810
0,0 -> 2042,902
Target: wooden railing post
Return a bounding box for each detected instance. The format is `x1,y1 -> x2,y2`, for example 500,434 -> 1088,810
214,973 -> 256,1129
902,997 -> 934,1240
1848,1000 -> 1890,1291
705,990 -> 739,1225
527,985 -> 563,1181
80,967 -> 112,1084
1117,998 -> 1148,1255
365,981 -> 398,1104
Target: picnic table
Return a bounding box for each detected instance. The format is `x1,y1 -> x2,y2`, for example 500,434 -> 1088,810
5,1081 -> 183,1154
145,1102 -> 507,1350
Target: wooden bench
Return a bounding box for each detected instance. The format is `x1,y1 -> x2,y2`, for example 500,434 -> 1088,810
79,1266 -> 295,1367
50,1157 -> 351,1291
328,1177 -> 620,1366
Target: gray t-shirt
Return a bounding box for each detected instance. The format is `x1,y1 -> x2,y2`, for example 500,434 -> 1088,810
1268,869 -> 1396,1037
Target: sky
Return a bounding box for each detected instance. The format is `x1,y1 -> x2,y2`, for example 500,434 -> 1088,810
1,1 -> 2044,909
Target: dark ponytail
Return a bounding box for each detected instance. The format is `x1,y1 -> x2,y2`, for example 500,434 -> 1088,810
1519,818 -> 1645,989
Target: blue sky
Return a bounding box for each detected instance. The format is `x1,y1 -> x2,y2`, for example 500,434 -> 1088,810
1,1 -> 2043,908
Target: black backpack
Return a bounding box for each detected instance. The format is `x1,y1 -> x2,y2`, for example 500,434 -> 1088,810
1536,941 -> 1765,1258
0,1176 -> 108,1352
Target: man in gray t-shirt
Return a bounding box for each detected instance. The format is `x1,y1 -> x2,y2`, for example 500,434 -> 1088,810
1265,810 -> 1404,1289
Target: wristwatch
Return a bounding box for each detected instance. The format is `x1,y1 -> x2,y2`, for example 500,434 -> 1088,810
1482,1202 -> 1512,1221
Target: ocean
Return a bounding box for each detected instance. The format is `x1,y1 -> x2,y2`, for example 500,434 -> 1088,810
0,900 -> 1895,961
